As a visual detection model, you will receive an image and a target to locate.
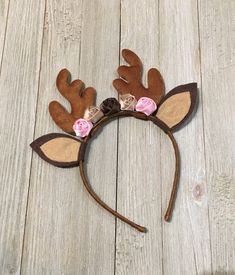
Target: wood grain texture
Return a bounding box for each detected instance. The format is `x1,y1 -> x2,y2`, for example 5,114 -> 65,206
115,1 -> 163,274
0,0 -> 45,273
199,0 -> 235,273
21,0 -> 120,274
159,0 -> 212,274
0,1 -> 234,274
73,1 -> 120,273
0,0 -> 10,66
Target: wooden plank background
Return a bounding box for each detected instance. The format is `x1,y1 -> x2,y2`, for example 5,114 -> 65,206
0,0 -> 234,274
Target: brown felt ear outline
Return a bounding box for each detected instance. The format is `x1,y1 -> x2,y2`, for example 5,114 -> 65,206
156,83 -> 197,131
113,49 -> 164,103
30,133 -> 83,168
49,69 -> 96,134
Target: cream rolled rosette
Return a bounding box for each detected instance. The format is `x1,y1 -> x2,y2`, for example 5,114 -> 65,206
119,94 -> 137,111
84,106 -> 104,123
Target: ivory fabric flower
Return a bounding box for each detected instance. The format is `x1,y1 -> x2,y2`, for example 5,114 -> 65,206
135,97 -> 157,116
84,106 -> 104,123
119,94 -> 137,111
73,119 -> 93,138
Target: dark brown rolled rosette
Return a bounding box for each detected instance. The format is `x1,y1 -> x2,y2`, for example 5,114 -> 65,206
100,97 -> 121,115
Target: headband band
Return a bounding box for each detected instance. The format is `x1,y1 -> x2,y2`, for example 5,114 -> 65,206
30,49 -> 198,233
79,110 -> 180,232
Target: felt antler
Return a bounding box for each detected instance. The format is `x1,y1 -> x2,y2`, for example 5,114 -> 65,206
113,49 -> 164,103
49,69 -> 96,134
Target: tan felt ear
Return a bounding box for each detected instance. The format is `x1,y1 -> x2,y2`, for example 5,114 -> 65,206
157,92 -> 191,127
156,83 -> 197,131
30,133 -> 82,168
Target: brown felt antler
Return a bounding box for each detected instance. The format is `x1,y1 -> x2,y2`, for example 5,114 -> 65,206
113,49 -> 164,103
49,69 -> 96,134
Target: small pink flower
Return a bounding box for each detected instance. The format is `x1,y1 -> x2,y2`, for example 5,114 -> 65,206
135,97 -> 157,116
73,119 -> 93,138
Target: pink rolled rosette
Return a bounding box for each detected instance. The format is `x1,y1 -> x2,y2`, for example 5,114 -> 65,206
73,118 -> 93,138
135,97 -> 157,116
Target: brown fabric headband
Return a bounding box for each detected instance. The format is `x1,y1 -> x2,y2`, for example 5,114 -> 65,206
31,49 -> 198,233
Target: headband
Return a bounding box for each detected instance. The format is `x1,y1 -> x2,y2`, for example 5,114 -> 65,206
31,49 -> 198,233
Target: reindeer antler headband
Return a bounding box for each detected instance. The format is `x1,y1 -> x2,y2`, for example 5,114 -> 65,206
31,49 -> 197,233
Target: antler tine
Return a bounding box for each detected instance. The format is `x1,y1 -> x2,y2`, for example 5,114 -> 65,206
113,49 -> 164,103
49,69 -> 96,134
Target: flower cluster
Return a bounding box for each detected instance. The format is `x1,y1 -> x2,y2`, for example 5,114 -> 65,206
73,95 -> 157,138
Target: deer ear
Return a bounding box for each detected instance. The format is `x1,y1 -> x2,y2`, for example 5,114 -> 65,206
156,83 -> 197,131
30,133 -> 83,168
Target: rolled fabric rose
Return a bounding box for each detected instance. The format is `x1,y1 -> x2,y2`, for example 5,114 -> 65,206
100,97 -> 121,115
119,94 -> 137,111
135,97 -> 157,116
73,118 -> 93,138
84,106 -> 104,123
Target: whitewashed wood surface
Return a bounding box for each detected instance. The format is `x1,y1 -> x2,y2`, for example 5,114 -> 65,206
0,0 -> 234,274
